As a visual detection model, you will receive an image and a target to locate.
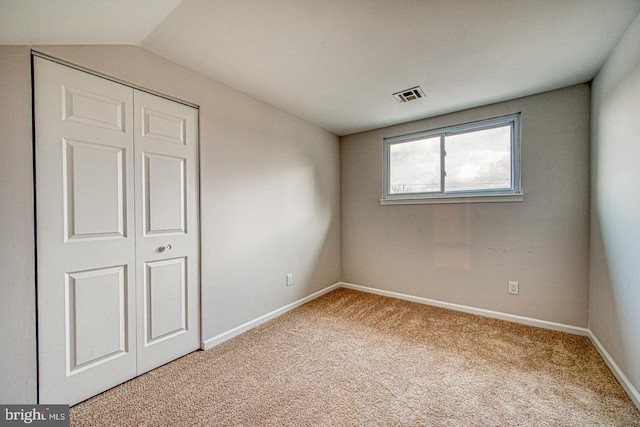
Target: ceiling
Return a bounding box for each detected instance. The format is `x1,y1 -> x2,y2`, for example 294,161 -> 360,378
2,0 -> 640,136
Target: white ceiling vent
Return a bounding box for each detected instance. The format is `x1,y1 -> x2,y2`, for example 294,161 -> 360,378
393,86 -> 425,103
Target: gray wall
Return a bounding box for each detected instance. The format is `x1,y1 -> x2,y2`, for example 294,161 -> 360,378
341,85 -> 591,327
0,45 -> 341,403
0,46 -> 38,404
590,12 -> 640,398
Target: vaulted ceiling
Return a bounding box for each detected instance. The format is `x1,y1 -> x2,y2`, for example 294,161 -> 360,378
2,0 -> 640,135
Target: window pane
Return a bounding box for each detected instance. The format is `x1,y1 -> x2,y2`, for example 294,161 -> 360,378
389,136 -> 441,194
444,125 -> 512,192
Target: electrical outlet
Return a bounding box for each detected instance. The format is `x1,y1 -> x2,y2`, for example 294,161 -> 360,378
286,273 -> 293,287
508,280 -> 519,295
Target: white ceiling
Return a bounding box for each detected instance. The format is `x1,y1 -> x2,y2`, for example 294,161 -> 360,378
2,0 -> 640,135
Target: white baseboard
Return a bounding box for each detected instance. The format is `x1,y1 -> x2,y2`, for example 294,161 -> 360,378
587,330 -> 640,410
202,283 -> 340,350
339,282 -> 590,336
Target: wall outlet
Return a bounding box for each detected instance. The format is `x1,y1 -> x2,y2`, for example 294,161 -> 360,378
286,273 -> 293,287
508,280 -> 519,295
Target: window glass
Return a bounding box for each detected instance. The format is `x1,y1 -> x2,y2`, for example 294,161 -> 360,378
383,114 -> 521,203
444,126 -> 512,192
389,136 -> 441,194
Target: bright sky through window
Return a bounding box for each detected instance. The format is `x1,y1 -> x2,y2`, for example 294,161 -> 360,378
389,136 -> 440,193
383,114 -> 521,203
443,126 -> 511,192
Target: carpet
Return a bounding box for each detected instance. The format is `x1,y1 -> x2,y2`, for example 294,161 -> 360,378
70,288 -> 640,426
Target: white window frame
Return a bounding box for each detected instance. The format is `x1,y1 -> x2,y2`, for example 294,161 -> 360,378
381,113 -> 523,205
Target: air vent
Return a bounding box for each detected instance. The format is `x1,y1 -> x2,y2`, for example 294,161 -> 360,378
393,86 -> 425,103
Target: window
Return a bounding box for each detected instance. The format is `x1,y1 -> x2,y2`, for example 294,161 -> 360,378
382,114 -> 522,204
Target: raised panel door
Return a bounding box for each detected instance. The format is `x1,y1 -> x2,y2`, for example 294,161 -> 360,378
134,91 -> 200,375
35,57 -> 137,405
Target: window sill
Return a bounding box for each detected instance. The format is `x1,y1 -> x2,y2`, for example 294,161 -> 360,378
380,193 -> 524,205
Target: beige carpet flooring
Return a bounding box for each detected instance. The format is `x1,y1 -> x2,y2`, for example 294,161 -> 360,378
70,288 -> 640,426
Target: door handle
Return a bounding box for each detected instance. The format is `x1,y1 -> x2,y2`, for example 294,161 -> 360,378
159,244 -> 172,252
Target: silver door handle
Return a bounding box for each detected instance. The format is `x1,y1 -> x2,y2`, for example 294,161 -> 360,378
160,244 -> 172,252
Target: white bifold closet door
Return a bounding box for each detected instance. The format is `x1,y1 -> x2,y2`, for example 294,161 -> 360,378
34,57 -> 200,405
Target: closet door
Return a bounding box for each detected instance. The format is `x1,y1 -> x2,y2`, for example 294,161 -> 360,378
134,91 -> 200,374
35,57 -> 201,405
35,57 -> 137,405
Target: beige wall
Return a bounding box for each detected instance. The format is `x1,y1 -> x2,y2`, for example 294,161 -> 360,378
0,46 -> 37,403
341,85 -> 591,327
590,12 -> 640,398
0,45 -> 341,403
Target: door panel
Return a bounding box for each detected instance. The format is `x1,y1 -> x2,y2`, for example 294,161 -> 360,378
66,265 -> 129,372
142,108 -> 186,145
144,257 -> 188,344
62,85 -> 126,132
143,153 -> 187,235
35,57 -> 137,405
63,139 -> 127,240
134,90 -> 200,375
